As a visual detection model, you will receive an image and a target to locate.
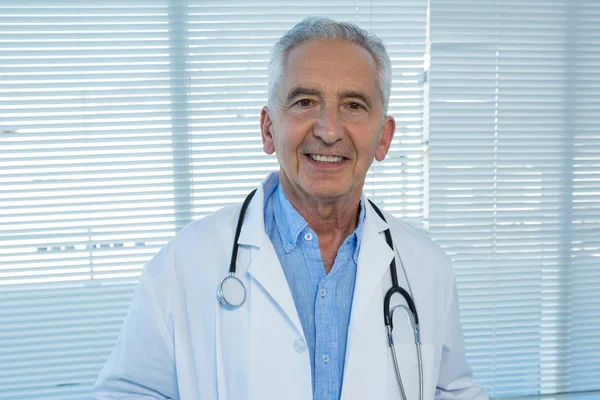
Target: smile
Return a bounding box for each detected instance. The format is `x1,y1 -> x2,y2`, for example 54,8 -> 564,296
308,154 -> 345,163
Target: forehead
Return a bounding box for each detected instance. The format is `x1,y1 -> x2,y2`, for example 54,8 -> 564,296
280,38 -> 380,99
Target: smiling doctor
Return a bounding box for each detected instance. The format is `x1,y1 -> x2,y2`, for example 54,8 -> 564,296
94,17 -> 489,400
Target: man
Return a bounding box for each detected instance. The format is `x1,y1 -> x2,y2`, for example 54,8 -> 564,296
94,17 -> 488,400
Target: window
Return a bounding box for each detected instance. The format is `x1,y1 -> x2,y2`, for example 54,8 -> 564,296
0,1 -> 426,398
429,0 -> 600,396
1,1 -> 598,398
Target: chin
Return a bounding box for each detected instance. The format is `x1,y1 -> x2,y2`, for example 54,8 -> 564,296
302,182 -> 351,200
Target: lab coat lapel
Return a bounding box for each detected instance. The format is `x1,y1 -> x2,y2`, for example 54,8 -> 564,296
246,241 -> 312,400
348,201 -> 394,331
235,178 -> 310,400
342,201 -> 395,399
237,181 -> 304,340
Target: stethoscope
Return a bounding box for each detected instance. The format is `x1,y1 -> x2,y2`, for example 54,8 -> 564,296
217,189 -> 423,400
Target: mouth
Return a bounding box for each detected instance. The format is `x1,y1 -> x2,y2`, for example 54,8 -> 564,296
307,153 -> 346,163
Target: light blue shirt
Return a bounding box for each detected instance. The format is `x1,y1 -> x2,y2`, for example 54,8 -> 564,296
264,183 -> 365,400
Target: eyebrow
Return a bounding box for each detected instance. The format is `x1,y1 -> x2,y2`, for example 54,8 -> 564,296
284,86 -> 322,104
284,87 -> 374,110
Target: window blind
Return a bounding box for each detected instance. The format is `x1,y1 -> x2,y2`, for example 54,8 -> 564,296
0,1 -> 426,398
569,0 -> 600,393
428,0 -> 600,397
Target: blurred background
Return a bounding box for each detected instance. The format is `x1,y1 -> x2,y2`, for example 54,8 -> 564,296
0,0 -> 598,399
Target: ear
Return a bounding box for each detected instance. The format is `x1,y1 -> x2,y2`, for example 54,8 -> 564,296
260,106 -> 276,155
375,116 -> 396,161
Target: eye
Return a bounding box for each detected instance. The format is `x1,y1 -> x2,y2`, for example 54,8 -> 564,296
296,99 -> 313,107
347,102 -> 365,111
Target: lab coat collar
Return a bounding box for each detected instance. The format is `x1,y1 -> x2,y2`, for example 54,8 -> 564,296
237,172 -> 276,248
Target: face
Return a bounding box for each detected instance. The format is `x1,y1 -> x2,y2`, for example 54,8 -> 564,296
260,38 -> 395,208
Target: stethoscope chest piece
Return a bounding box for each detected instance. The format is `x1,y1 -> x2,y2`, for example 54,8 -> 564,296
217,274 -> 246,309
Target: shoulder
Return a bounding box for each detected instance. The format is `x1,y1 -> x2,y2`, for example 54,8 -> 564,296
384,213 -> 448,260
380,213 -> 459,345
174,203 -> 241,249
141,203 -> 242,282
383,212 -> 455,283
134,203 -> 245,327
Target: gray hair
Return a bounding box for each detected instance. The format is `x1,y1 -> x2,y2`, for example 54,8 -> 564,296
267,16 -> 392,115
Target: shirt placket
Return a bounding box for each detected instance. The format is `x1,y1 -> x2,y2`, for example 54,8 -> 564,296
314,275 -> 340,400
301,229 -> 340,399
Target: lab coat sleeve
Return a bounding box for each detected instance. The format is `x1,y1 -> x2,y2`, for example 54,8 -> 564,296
93,245 -> 179,399
435,275 -> 489,400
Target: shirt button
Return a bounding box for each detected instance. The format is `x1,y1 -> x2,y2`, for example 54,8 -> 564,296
322,354 -> 329,364
286,244 -> 293,251
294,339 -> 306,353
304,233 -> 313,241
319,288 -> 327,298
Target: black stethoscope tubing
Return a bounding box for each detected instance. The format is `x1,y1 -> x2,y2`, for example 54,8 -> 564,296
367,199 -> 420,329
224,189 -> 420,325
219,189 -> 422,400
228,188 -> 257,275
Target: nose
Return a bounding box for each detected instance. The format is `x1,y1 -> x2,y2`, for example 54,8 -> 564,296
313,106 -> 343,144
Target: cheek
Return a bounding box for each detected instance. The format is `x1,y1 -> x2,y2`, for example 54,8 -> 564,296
276,120 -> 307,155
350,127 -> 382,160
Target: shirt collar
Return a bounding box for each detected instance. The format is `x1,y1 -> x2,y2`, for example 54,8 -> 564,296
272,183 -> 366,260
261,171 -> 280,204
273,184 -> 309,253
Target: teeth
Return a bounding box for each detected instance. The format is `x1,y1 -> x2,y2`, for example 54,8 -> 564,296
309,154 -> 344,163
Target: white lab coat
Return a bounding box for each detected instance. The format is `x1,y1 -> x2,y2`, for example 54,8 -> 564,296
93,173 -> 488,400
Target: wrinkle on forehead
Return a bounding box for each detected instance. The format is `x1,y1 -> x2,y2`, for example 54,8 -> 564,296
286,38 -> 378,70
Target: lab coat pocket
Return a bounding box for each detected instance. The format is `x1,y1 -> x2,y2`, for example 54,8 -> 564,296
387,342 -> 435,400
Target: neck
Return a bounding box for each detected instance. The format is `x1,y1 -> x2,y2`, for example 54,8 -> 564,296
279,176 -> 362,273
279,182 -> 362,239
299,200 -> 361,241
